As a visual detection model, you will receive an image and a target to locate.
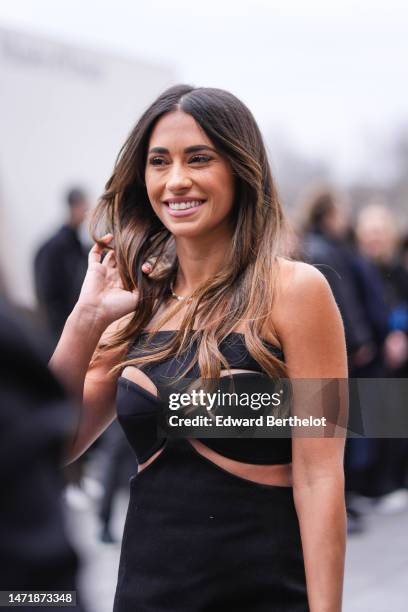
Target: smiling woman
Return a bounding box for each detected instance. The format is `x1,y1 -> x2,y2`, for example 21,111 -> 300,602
145,112 -> 235,235
50,84 -> 347,612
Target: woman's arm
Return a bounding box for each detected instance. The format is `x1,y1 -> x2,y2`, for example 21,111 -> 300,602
49,236 -> 138,463
49,304 -> 107,400
274,260 -> 348,612
52,310 -> 130,464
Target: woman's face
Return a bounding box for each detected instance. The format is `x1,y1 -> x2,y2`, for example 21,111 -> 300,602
145,110 -> 235,239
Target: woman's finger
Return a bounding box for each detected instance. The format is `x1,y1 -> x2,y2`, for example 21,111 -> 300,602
102,250 -> 117,268
141,262 -> 152,274
88,234 -> 113,265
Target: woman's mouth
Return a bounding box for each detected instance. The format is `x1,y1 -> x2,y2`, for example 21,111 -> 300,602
163,199 -> 206,217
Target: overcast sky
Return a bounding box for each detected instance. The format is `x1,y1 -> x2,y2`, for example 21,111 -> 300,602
1,0 -> 407,181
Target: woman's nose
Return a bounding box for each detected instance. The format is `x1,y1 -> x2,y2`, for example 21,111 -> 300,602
166,164 -> 193,191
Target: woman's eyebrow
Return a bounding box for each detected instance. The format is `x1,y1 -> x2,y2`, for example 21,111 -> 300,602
185,145 -> 217,153
148,145 -> 217,154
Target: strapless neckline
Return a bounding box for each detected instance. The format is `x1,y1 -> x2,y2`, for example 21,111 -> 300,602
138,330 -> 283,356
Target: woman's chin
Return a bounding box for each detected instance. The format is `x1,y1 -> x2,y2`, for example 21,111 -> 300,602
168,223 -> 208,239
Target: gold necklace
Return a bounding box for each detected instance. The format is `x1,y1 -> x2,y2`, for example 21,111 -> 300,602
170,281 -> 193,302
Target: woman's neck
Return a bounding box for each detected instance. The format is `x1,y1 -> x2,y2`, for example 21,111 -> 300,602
174,231 -> 232,296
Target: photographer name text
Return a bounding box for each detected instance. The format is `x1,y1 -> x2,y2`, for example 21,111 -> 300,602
167,415 -> 327,428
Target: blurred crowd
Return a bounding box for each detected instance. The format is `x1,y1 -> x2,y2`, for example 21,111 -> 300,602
296,185 -> 408,533
1,182 -> 408,599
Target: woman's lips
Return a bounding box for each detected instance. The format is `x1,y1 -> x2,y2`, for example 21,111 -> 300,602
164,200 -> 206,217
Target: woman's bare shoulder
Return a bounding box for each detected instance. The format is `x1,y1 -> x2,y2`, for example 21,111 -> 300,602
275,257 -> 330,299
273,260 -> 347,390
272,257 -> 341,344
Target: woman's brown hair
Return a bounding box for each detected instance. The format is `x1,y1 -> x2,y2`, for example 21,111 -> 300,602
91,84 -> 288,379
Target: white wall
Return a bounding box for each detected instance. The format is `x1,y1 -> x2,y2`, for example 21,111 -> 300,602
0,26 -> 176,306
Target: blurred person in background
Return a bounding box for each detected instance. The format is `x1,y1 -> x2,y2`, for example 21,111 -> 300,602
355,204 -> 408,509
0,284 -> 84,610
97,421 -> 136,544
299,186 -> 391,533
34,188 -> 93,511
356,203 -> 408,377
300,186 -> 388,376
34,187 -> 90,347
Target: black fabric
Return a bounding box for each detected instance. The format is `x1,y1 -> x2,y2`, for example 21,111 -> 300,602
0,299 -> 83,609
34,225 -> 88,341
113,439 -> 308,612
116,331 -> 292,465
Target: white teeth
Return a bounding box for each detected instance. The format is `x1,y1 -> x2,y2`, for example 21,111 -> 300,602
168,200 -> 203,210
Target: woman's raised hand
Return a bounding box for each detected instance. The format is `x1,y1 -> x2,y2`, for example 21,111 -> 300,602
77,234 -> 140,327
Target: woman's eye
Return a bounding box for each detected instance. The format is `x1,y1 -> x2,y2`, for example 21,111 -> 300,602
189,155 -> 211,164
149,157 -> 167,166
